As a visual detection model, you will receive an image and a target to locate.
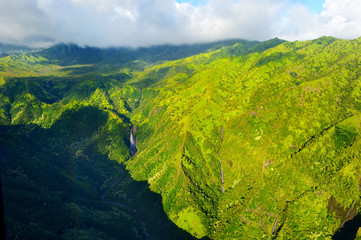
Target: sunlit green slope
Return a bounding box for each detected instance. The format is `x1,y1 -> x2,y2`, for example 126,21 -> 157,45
1,37 -> 361,239
127,36 -> 361,239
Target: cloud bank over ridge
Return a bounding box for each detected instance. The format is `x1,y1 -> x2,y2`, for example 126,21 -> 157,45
0,0 -> 360,47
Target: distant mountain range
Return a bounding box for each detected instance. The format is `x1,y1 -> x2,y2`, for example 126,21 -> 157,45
0,43 -> 34,57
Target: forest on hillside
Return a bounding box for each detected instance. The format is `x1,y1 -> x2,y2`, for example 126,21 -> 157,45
1,37 -> 361,239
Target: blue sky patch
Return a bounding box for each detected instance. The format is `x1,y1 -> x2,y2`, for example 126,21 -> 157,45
292,0 -> 325,13
177,0 -> 325,14
176,0 -> 202,6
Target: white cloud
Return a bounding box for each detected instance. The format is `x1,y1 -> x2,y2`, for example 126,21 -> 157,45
319,0 -> 361,39
0,0 -> 360,47
278,0 -> 361,41
0,0 -> 50,45
113,5 -> 138,22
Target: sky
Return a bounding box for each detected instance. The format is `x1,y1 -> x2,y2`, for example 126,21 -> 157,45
0,0 -> 361,47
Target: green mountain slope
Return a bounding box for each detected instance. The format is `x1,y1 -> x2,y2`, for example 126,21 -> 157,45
1,37 -> 361,239
126,36 -> 361,239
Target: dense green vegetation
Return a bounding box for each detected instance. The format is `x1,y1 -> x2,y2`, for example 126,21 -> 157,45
1,37 -> 361,239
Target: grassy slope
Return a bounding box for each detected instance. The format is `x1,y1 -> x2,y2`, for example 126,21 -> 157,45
1,37 -> 361,239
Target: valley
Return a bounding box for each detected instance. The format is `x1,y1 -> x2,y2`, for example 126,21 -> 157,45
1,37 -> 361,239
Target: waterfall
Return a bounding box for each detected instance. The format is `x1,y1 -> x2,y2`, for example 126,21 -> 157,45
220,127 -> 225,193
220,153 -> 225,193
130,127 -> 137,156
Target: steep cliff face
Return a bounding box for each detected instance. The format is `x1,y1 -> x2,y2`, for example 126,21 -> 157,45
1,37 -> 361,239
